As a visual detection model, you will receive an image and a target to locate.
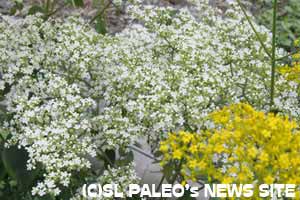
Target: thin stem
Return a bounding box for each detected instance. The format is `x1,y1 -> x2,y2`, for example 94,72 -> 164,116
270,0 -> 278,108
0,133 -> 5,142
276,50 -> 298,61
156,174 -> 165,192
129,145 -> 158,161
45,3 -> 66,18
236,0 -> 272,59
170,160 -> 183,185
97,148 -> 114,166
50,0 -> 56,12
89,0 -> 112,24
45,0 -> 51,15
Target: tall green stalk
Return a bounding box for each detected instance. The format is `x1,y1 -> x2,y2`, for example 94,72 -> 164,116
236,0 -> 272,59
237,0 -> 278,109
45,0 -> 51,16
270,0 -> 278,108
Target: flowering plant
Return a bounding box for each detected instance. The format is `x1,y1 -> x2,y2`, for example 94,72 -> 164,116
1,0 -> 300,199
160,104 -> 300,187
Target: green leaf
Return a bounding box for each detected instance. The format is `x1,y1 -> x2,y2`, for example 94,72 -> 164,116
28,5 -> 45,15
105,149 -> 115,165
1,145 -> 38,191
15,2 -> 24,11
0,83 -> 11,101
10,7 -> 17,15
0,160 -> 6,181
95,16 -> 107,35
73,0 -> 84,7
0,130 -> 9,142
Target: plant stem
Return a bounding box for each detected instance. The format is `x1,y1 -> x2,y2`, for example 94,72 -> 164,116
45,0 -> 51,15
276,50 -> 298,61
97,148 -> 114,166
170,160 -> 183,184
270,0 -> 278,108
129,145 -> 158,161
156,174 -> 165,192
45,4 -> 66,19
236,0 -> 272,59
89,0 -> 112,24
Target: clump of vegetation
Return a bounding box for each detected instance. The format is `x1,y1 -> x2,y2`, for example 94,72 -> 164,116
1,0 -> 300,199
254,0 -> 300,50
160,103 -> 300,189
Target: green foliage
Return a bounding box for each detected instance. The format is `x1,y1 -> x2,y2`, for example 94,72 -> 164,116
255,0 -> 300,50
28,5 -> 45,15
95,16 -> 107,34
8,0 -> 117,35
10,0 -> 85,19
2,0 -> 300,199
1,146 -> 38,191
0,142 -> 36,199
72,0 -> 84,7
10,0 -> 23,15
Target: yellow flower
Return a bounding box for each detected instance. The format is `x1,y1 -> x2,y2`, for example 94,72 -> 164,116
258,151 -> 269,163
292,53 -> 300,59
261,130 -> 271,138
181,180 -> 187,186
295,39 -> 300,46
172,149 -> 183,160
182,132 -> 193,144
278,154 -> 290,169
237,172 -> 248,182
198,160 -> 207,168
248,147 -> 258,158
278,63 -> 300,83
159,103 -> 300,199
228,166 -> 238,174
189,145 -> 198,153
159,143 -> 169,153
188,159 -> 198,169
222,176 -> 233,184
170,141 -> 178,149
264,175 -> 274,184
214,144 -> 225,154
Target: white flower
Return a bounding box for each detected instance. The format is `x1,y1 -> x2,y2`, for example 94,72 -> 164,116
0,0 -> 297,197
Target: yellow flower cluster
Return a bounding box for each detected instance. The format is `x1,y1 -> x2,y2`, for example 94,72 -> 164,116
160,103 -> 300,197
295,39 -> 300,47
278,39 -> 300,83
278,62 -> 300,83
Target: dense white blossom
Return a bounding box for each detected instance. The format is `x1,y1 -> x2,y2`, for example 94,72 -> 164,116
0,0 -> 299,197
97,0 -> 290,147
0,14 -> 100,196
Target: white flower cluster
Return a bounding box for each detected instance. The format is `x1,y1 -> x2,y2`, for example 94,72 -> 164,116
274,79 -> 300,118
112,0 -> 123,7
97,0 -> 288,146
7,75 -> 96,196
1,0 -> 299,197
0,15 -> 99,196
